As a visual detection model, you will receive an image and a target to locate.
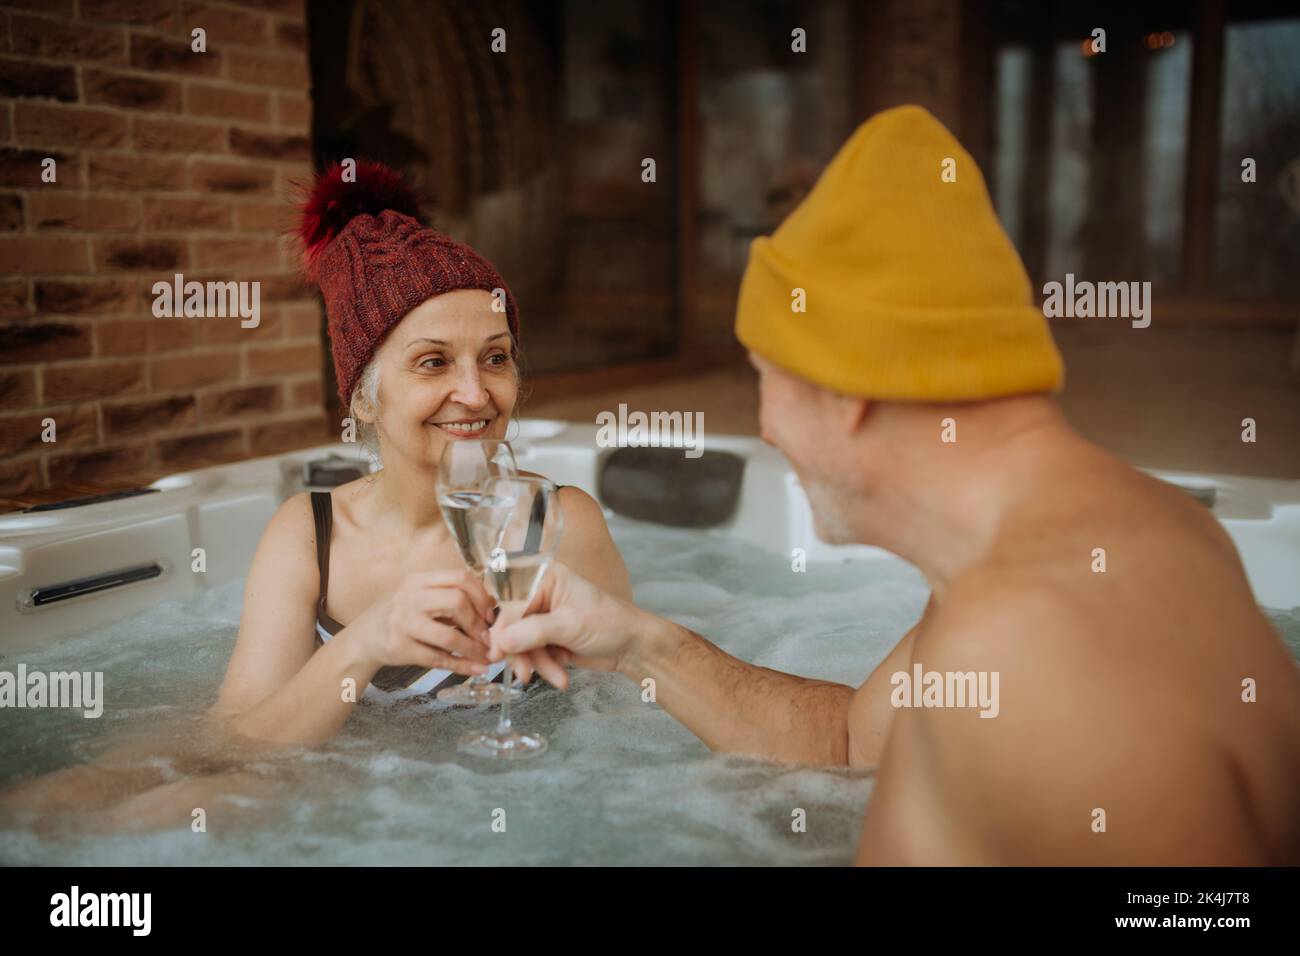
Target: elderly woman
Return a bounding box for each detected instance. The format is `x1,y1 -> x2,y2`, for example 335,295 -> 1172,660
211,160 -> 631,744
0,161 -> 625,831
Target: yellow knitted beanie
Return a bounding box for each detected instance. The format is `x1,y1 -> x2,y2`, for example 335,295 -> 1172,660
735,105 -> 1064,400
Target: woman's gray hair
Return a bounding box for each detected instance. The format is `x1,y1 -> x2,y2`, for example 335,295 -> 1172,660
349,357 -> 383,467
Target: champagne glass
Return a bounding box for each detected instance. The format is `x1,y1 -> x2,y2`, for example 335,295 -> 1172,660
435,439 -> 519,705
457,476 -> 562,759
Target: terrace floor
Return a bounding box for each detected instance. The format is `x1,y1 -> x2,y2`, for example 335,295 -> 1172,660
529,326 -> 1300,480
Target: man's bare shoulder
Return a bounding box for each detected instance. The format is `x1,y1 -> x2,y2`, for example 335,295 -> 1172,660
895,573 -> 1268,864
918,568 -> 1094,666
913,570 -> 1112,745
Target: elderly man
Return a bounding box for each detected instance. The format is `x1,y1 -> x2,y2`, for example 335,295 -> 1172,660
492,106 -> 1300,865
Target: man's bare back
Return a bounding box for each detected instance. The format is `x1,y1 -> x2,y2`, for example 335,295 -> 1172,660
485,382 -> 1300,865
853,444 -> 1300,864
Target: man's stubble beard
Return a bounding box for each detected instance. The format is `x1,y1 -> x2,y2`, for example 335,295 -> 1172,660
804,475 -> 861,546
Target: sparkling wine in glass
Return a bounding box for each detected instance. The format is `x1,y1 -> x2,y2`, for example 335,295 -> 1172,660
435,439 -> 518,705
457,476 -> 562,759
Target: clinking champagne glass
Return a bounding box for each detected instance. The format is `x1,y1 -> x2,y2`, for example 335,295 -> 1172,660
435,438 -> 519,705
457,476 -> 562,759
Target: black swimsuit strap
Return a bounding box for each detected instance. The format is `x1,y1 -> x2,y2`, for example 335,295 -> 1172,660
304,488 -> 516,695
310,491 -> 332,610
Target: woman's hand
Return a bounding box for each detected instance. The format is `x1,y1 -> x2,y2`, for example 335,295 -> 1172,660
348,569 -> 496,676
488,563 -> 652,688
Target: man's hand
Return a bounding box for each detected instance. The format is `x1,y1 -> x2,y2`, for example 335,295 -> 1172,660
488,562 -> 656,689
496,561 -> 863,767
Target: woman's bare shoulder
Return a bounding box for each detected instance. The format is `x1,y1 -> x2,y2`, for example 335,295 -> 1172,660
265,490 -> 317,545
516,472 -> 603,522
529,480 -> 631,599
216,492 -> 324,724
247,492 -> 321,595
554,483 -> 605,525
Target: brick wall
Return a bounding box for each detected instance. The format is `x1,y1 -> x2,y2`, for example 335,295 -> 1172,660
0,0 -> 329,503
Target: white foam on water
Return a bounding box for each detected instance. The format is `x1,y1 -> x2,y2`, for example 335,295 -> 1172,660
0,517 -> 904,865
6,513 -> 1288,864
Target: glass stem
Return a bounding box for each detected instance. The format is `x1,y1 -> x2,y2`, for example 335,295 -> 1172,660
469,581 -> 494,688
497,661 -> 513,733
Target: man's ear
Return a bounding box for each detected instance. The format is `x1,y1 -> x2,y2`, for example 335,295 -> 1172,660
832,392 -> 871,434
849,397 -> 872,433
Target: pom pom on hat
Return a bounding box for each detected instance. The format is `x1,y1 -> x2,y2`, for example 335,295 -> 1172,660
298,159 -> 422,281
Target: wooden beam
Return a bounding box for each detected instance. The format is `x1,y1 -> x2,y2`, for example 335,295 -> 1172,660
1181,0 -> 1225,291
1085,8 -> 1149,279
674,0 -> 699,359
851,0 -> 886,121
959,0 -> 992,170
1018,36 -> 1054,282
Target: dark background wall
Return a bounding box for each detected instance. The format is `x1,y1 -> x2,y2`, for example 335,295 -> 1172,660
2,0 -> 1298,509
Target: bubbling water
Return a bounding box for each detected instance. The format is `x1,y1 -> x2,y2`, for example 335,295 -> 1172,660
1,517 -> 1296,865
0,517 -> 922,864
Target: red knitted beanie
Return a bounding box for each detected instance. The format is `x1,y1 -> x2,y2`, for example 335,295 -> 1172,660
298,159 -> 520,407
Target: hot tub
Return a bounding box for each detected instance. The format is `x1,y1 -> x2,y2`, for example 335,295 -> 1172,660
1,420 -> 1298,865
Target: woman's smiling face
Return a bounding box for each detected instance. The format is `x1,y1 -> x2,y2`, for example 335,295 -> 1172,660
362,288 -> 517,467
